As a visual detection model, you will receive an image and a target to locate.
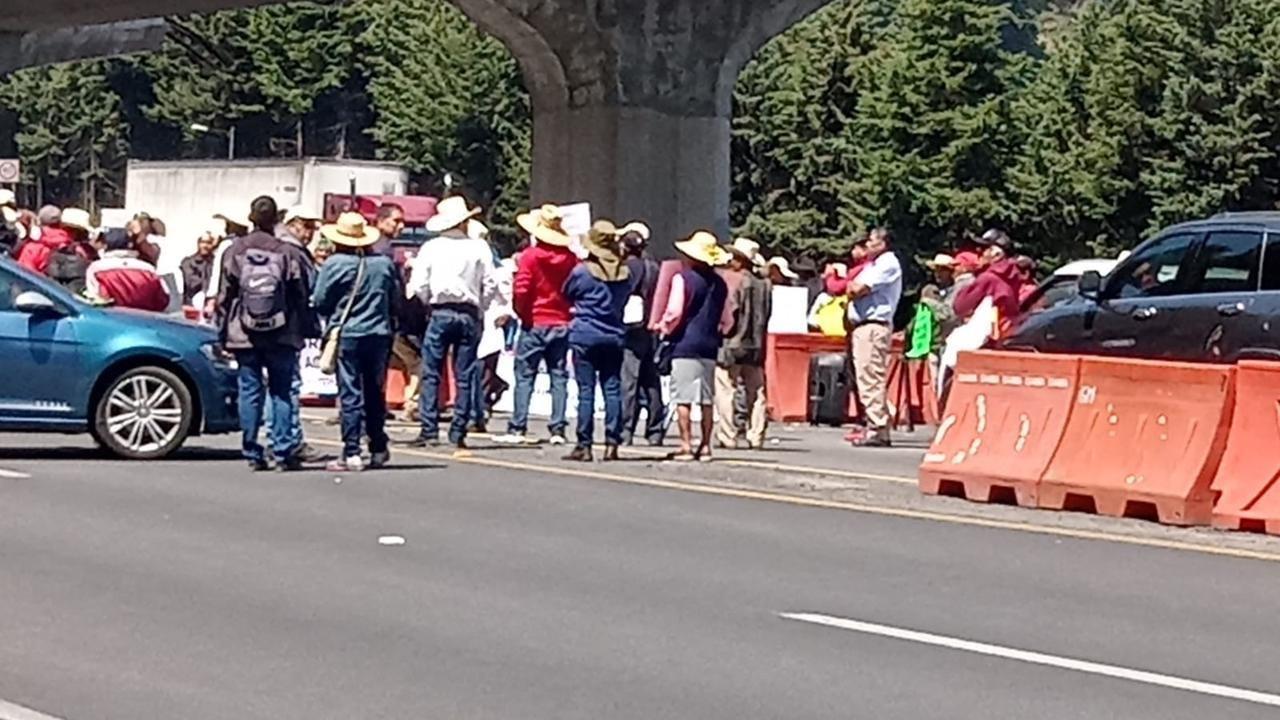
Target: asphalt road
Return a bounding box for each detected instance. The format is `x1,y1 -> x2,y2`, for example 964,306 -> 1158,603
2,432 -> 1279,719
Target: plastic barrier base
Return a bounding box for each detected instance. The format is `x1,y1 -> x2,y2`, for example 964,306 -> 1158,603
1038,357 -> 1234,527
1210,361 -> 1280,536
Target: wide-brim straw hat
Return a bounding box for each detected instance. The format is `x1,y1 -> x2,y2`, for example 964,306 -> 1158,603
926,253 -> 956,269
517,204 -> 573,247
675,231 -> 730,267
427,195 -> 481,234
61,208 -> 94,233
320,211 -> 380,248
728,237 -> 762,265
766,256 -> 800,279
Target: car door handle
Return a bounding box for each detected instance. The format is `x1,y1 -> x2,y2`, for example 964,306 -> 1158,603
1132,307 -> 1158,321
1217,302 -> 1245,317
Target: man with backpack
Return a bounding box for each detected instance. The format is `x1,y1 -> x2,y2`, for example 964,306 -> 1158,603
217,196 -> 313,472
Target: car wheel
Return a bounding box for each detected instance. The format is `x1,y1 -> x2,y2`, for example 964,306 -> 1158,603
93,366 -> 194,460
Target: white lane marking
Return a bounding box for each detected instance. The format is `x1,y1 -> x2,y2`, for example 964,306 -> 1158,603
0,698 -> 67,720
780,612 -> 1280,708
0,468 -> 30,479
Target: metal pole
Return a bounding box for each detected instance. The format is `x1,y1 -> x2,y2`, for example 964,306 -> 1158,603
228,126 -> 236,161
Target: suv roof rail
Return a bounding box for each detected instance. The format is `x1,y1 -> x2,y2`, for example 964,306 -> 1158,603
1209,211 -> 1280,223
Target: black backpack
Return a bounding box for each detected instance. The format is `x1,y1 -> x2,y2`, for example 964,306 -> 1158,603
239,248 -> 289,333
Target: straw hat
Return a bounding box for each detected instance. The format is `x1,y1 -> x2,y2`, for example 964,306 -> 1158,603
1,206 -> 16,225
728,237 -> 763,265
466,219 -> 489,241
0,189 -> 15,207
426,196 -> 481,234
516,204 -> 573,247
766,256 -> 799,280
61,208 -> 93,233
214,212 -> 250,234
675,231 -> 729,267
283,206 -> 321,224
583,220 -> 630,282
925,253 -> 956,269
320,211 -> 380,248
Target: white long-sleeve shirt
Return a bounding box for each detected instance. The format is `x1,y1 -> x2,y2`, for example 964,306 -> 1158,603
406,230 -> 498,311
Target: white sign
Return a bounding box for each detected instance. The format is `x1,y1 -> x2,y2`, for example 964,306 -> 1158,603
768,285 -> 811,334
299,339 -> 338,398
559,202 -> 592,236
0,159 -> 19,184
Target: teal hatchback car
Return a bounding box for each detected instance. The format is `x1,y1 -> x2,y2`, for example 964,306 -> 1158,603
0,258 -> 239,458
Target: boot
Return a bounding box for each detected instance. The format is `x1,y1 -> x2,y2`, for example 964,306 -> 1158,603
563,446 -> 594,463
602,444 -> 620,462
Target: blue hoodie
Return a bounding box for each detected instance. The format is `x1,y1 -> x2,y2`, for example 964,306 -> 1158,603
562,264 -> 633,349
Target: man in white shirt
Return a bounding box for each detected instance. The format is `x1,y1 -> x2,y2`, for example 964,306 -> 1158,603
400,196 -> 498,450
847,227 -> 903,447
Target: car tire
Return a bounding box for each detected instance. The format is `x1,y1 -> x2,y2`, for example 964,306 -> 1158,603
93,366 -> 195,460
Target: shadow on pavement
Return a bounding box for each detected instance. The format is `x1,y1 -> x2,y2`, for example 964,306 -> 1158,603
0,446 -> 243,462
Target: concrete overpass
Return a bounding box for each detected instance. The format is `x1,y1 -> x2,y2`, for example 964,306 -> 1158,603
3,0 -> 830,249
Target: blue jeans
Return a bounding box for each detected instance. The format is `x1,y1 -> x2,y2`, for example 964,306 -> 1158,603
337,334 -> 392,460
263,364 -> 303,450
235,347 -> 300,463
572,343 -> 624,448
419,306 -> 480,443
470,357 -> 487,425
508,325 -> 569,435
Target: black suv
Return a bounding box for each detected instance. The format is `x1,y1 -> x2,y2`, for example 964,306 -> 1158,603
1000,213 -> 1280,362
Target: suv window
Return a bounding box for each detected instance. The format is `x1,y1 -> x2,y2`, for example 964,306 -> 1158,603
1106,232 -> 1200,300
1186,230 -> 1262,293
1263,232 -> 1280,291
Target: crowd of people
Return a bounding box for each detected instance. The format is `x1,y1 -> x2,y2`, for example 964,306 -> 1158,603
3,184 -> 1037,472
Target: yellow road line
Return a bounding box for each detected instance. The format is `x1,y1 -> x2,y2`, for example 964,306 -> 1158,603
308,438 -> 1280,564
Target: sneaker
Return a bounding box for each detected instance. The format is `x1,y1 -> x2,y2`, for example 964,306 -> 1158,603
492,432 -> 532,445
563,446 -> 593,462
369,451 -> 391,469
396,435 -> 442,449
295,443 -> 330,463
326,456 -> 365,473
275,455 -> 304,473
548,434 -> 567,446
602,444 -> 620,462
247,458 -> 270,472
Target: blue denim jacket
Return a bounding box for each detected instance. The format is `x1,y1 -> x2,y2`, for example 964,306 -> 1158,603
311,252 -> 401,338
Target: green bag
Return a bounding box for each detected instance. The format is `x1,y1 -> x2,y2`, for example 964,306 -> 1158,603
906,303 -> 935,359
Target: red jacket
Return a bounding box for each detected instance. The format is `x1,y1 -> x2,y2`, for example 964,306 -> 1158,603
16,225 -> 74,275
85,250 -> 171,312
952,258 -> 1024,321
512,243 -> 576,327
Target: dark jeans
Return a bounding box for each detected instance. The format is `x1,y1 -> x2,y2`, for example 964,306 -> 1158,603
336,334 -> 391,460
235,346 -> 300,463
573,343 -> 625,449
622,330 -> 665,444
508,325 -> 569,435
420,306 -> 480,443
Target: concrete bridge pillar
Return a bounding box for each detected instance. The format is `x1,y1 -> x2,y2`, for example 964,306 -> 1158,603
451,0 -> 828,253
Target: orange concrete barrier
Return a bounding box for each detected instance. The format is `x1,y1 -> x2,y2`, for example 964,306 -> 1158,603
1039,357 -> 1234,526
766,333 -> 848,422
919,351 -> 1079,507
1210,361 -> 1280,535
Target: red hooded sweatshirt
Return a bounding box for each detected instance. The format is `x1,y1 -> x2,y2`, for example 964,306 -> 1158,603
513,243 -> 576,328
952,257 -> 1024,322
16,225 -> 74,275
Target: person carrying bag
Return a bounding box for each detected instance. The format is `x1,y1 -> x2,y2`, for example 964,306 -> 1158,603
311,213 -> 402,473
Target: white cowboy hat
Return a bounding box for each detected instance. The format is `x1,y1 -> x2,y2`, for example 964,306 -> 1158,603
320,211 -> 380,248
1,206 -> 16,225
926,253 -> 956,269
728,237 -> 762,264
426,196 -> 481,234
61,208 -> 94,233
675,230 -> 730,267
0,189 -> 15,207
516,204 -> 573,247
766,256 -> 799,280
619,221 -> 651,242
466,219 -> 489,241
283,206 -> 322,224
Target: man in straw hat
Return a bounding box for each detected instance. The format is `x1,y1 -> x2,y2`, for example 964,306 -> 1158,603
654,230 -> 731,462
217,195 -> 314,471
560,220 -> 634,462
312,211 -> 402,472
618,220 -> 665,446
492,204 -> 578,446
402,195 -> 498,451
715,238 -> 772,450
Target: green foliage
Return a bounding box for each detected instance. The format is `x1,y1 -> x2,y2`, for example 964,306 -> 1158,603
0,61 -> 129,213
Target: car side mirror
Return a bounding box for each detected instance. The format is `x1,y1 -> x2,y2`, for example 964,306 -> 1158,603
14,290 -> 63,316
1078,270 -> 1103,298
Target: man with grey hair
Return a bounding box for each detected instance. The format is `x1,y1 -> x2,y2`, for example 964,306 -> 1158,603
846,226 -> 902,448
37,205 -> 62,228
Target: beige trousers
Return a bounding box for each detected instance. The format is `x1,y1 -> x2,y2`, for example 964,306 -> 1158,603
851,322 -> 892,434
714,364 -> 768,447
